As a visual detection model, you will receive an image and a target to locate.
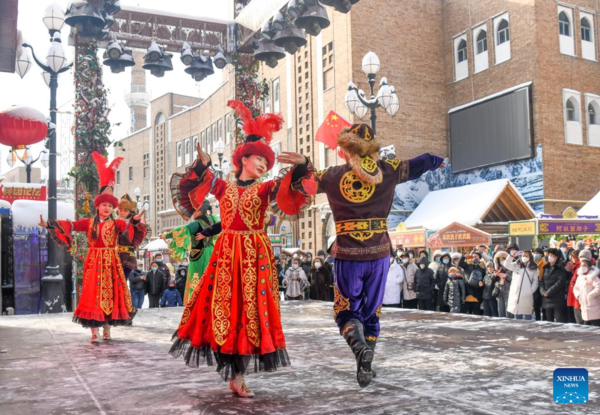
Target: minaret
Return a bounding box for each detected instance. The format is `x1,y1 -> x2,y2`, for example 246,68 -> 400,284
124,51 -> 150,133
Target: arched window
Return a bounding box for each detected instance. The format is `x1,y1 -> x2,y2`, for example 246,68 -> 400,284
155,112 -> 165,125
476,30 -> 488,54
567,99 -> 577,122
457,39 -> 467,62
559,12 -> 571,37
497,19 -> 510,45
589,102 -> 597,125
581,18 -> 592,42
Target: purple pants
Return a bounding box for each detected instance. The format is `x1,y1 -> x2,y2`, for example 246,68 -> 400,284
333,256 -> 390,338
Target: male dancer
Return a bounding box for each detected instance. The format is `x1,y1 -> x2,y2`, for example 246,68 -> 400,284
312,124 -> 444,387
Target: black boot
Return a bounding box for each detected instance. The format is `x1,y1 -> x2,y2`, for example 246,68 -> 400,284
341,319 -> 374,388
366,338 -> 377,378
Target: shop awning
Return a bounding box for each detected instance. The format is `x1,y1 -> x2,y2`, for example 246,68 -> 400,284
578,191 -> 600,217
404,179 -> 535,231
427,222 -> 491,249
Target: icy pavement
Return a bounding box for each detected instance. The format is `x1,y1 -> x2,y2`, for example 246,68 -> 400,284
1,302 -> 599,415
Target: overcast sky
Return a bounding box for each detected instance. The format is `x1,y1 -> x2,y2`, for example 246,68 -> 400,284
0,0 -> 232,179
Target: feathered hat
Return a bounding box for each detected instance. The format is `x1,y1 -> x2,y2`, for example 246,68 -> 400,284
92,151 -> 123,208
118,193 -> 137,213
227,100 -> 284,171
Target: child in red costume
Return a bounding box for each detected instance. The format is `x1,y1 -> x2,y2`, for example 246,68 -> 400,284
169,100 -> 315,398
39,152 -> 146,343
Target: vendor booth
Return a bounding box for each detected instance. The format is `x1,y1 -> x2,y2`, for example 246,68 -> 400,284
426,222 -> 491,252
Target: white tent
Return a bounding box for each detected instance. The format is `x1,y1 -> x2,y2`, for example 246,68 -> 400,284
404,179 -> 535,231
578,191 -> 600,217
145,238 -> 169,252
11,200 -> 74,229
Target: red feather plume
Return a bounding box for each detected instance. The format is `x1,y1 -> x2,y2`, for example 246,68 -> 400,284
91,151 -> 123,189
227,100 -> 284,144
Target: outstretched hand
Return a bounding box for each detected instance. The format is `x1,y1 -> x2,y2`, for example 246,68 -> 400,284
133,208 -> 145,222
196,142 -> 211,166
195,233 -> 206,241
278,152 -> 306,165
38,214 -> 47,228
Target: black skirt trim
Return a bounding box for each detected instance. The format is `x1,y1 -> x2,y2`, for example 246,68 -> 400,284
72,309 -> 136,328
169,330 -> 291,382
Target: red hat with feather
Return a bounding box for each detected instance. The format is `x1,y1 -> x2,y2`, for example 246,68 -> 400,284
92,151 -> 123,208
227,100 -> 284,171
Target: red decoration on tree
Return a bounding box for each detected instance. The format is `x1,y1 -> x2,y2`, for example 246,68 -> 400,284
0,106 -> 48,149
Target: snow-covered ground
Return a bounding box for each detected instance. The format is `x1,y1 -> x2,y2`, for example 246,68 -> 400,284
0,302 -> 598,414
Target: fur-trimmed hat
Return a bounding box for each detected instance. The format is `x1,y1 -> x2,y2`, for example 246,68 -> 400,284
228,100 -> 283,172
338,123 -> 383,186
92,152 -> 123,208
118,194 -> 137,213
448,267 -> 460,275
450,252 -> 462,260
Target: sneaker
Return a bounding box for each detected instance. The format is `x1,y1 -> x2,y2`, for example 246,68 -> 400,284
232,375 -> 255,398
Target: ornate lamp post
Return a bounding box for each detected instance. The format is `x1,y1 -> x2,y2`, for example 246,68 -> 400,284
215,139 -> 226,179
344,51 -> 400,134
6,147 -> 48,183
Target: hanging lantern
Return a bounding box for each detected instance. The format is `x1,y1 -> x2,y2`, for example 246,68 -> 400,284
0,106 -> 48,150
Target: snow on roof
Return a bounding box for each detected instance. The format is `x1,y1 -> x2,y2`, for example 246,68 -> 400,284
145,238 -> 169,252
0,182 -> 45,188
1,106 -> 47,123
448,82 -> 532,114
12,200 -> 74,229
578,191 -> 600,217
0,200 -> 10,209
404,179 -> 528,231
121,5 -> 235,25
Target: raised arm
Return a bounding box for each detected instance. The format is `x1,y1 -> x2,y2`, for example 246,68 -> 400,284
397,154 -> 445,184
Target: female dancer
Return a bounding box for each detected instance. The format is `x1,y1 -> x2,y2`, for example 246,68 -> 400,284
169,100 -> 315,397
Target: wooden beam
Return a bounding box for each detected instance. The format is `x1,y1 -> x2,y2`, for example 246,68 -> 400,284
497,196 -> 520,221
504,186 -> 535,219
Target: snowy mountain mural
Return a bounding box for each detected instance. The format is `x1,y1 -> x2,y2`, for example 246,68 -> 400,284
388,144 -> 543,229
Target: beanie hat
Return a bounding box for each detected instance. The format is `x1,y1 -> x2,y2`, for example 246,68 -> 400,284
576,241 -> 586,251
579,249 -> 593,260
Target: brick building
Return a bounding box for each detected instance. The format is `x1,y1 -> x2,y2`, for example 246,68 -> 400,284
116,0 -> 600,254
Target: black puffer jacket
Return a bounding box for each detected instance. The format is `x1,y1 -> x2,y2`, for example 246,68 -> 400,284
415,258 -> 435,300
443,274 -> 466,308
482,270 -> 500,300
540,258 -> 569,308
435,254 -> 452,307
128,269 -> 146,291
146,270 -> 165,295
460,257 -> 485,302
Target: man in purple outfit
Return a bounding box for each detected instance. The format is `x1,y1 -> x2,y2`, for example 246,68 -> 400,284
312,124 -> 444,388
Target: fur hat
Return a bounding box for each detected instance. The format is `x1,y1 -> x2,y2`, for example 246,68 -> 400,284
92,152 -> 123,208
448,267 -> 460,275
450,252 -> 462,260
228,100 -> 283,172
338,123 -> 383,186
118,194 -> 137,213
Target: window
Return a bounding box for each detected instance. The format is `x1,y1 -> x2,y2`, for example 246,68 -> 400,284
201,131 -> 206,151
206,127 -> 211,153
192,136 -> 198,154
494,15 -> 511,64
559,12 -> 570,37
567,99 -> 576,122
273,79 -> 280,112
155,112 -> 165,125
497,19 -> 510,45
212,123 -> 217,144
476,30 -> 487,54
184,138 -> 190,165
128,166 -> 133,181
217,119 -> 223,143
586,95 -> 600,147
116,170 -> 120,185
143,153 -> 149,179
265,89 -> 271,113
582,18 -> 592,42
176,141 -> 183,167
589,103 -> 596,125
457,40 -> 467,62
225,114 -> 231,144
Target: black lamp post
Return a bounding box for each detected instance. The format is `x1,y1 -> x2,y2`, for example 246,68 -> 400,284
344,51 -> 400,135
215,139 -> 226,179
6,148 -> 48,183
18,2 -> 73,313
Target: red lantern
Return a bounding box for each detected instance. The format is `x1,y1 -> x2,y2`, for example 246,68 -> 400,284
0,106 -> 48,150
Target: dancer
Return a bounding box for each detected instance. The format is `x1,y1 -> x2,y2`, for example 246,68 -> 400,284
169,100 -> 315,398
312,123 -> 444,387
162,200 -> 220,305
39,152 -> 144,343
117,194 -> 151,280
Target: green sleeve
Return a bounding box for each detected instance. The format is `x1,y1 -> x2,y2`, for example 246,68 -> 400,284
163,225 -> 192,261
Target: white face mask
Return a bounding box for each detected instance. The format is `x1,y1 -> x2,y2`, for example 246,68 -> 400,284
314,262 -> 322,269
548,255 -> 556,264
409,253 -> 414,259
561,248 -> 567,253
420,264 -> 426,270
581,267 -> 589,274
522,257 -> 530,264
292,263 -> 299,269
402,258 -> 409,264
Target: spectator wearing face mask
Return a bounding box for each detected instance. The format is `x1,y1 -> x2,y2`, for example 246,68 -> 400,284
429,250 -> 443,310
482,261 -> 500,317
400,252 -> 418,309
573,259 -> 600,326
160,279 -> 183,307
540,248 -> 569,323
565,250 -> 581,323
383,255 -> 405,308
128,260 -> 147,311
146,261 -> 165,308
494,250 -> 511,318
283,259 -> 309,300
443,267 -> 466,313
435,253 -> 452,312
153,253 -> 170,290
568,250 -> 593,324
415,257 -> 435,311
175,266 -> 187,302
559,242 -> 569,262
309,257 -> 333,301
459,252 -> 485,315
302,253 -> 313,277
476,245 -> 492,263
503,250 -> 539,320
533,248 -> 547,321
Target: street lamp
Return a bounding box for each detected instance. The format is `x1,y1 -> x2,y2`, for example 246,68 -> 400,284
6,147 -> 48,183
134,187 -> 141,203
215,139 -> 226,179
19,2 -> 73,314
344,51 -> 399,134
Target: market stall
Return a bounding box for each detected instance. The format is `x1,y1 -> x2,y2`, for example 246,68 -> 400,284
426,222 -> 491,253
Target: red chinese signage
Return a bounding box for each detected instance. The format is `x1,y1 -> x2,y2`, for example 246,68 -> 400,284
0,184 -> 47,203
389,229 -> 427,248
427,222 -> 490,248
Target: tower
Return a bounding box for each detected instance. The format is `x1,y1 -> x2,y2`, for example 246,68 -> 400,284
124,51 -> 150,133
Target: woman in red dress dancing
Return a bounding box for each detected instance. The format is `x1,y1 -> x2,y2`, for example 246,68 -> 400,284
169,100 -> 315,397
39,152 -> 147,343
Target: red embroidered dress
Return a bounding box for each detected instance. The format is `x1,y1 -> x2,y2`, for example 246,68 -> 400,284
48,218 -> 143,327
169,161 -> 312,380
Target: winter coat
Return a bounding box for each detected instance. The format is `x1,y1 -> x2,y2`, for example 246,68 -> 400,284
301,261 -> 312,277
428,250 -> 444,276
540,260 -> 569,308
283,266 -> 309,298
482,270 -> 500,300
443,275 -> 466,308
155,262 -> 170,287
128,269 -> 146,291
573,268 -> 600,321
567,261 -> 581,309
175,269 -> 187,293
494,251 -> 511,298
415,260 -> 435,300
435,262 -> 451,307
383,262 -> 405,305
146,270 -> 165,295
460,258 -> 485,303
401,261 -> 419,301
160,287 -> 183,307
308,265 -> 333,301
504,258 -> 539,316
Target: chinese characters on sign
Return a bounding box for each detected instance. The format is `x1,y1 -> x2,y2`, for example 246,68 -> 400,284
538,221 -> 600,235
427,222 -> 490,248
389,229 -> 427,248
0,184 -> 47,203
